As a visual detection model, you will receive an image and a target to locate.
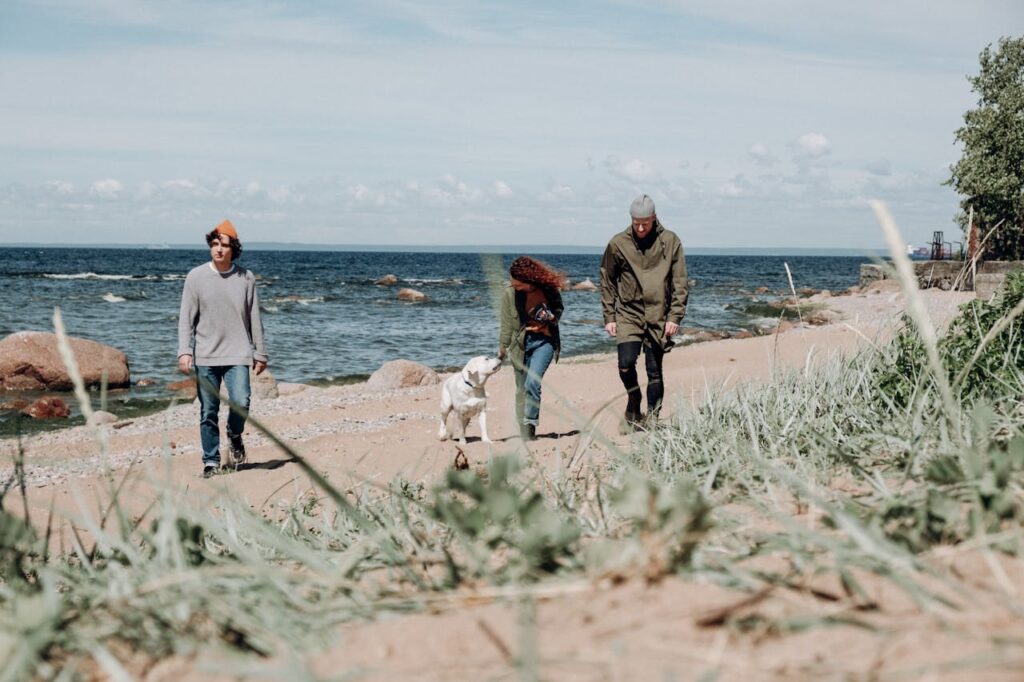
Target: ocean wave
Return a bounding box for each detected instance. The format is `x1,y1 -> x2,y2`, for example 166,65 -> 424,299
403,278 -> 463,285
102,293 -> 126,303
42,272 -> 183,281
269,295 -> 324,306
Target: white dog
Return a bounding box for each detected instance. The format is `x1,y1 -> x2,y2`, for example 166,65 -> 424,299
438,355 -> 502,444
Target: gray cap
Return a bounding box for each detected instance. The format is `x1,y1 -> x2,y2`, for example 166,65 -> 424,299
629,194 -> 656,219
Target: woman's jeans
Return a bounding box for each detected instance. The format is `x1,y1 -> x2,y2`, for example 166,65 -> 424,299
514,332 -> 555,427
195,365 -> 251,467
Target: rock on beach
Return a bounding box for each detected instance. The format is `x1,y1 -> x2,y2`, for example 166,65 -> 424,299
21,396 -> 70,420
0,331 -> 130,391
375,274 -> 399,286
168,378 -> 197,400
572,279 -> 598,292
367,360 -> 440,390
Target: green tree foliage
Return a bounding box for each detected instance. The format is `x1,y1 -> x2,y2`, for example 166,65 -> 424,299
948,36 -> 1024,259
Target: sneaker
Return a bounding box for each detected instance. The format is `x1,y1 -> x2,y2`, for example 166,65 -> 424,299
202,464 -> 219,479
227,435 -> 246,468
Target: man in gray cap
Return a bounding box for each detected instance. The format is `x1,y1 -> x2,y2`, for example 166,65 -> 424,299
599,194 -> 688,428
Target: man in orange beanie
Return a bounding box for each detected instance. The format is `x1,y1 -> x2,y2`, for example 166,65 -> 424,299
177,219 -> 269,478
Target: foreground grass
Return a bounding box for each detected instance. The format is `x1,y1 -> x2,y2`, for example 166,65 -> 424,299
4,294 -> 1024,679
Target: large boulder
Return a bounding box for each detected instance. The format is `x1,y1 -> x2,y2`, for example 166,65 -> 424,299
572,279 -> 598,292
375,274 -> 398,286
397,288 -> 428,302
366,360 -> 440,390
0,332 -> 130,391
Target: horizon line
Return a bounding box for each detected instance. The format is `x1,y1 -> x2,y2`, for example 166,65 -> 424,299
1,241 -> 889,255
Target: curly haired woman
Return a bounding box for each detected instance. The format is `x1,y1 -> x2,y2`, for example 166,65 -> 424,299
498,256 -> 565,441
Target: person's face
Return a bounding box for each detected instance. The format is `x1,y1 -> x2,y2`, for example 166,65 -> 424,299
510,277 -> 535,292
631,215 -> 655,239
209,233 -> 233,267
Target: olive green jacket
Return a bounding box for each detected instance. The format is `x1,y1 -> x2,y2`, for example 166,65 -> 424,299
497,284 -> 563,369
599,221 -> 688,348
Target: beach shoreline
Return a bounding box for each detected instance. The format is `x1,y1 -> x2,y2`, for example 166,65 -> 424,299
0,286 -> 971,498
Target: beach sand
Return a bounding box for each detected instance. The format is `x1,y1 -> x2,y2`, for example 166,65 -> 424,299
9,286 -> 1021,680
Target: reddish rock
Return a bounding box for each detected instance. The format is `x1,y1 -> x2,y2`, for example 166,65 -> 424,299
136,377 -> 156,387
572,279 -> 598,292
375,274 -> 398,286
21,396 -> 70,420
168,378 -> 197,399
0,398 -> 29,410
754,286 -> 771,294
0,331 -> 130,391
733,330 -> 754,339
397,288 -> 428,302
367,360 -> 440,390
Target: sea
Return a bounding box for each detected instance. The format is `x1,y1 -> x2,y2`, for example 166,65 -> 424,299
0,247 -> 871,434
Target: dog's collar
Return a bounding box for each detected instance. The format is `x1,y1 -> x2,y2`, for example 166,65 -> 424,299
463,377 -> 478,389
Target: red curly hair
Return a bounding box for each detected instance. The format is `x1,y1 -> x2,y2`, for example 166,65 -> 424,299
509,256 -> 566,290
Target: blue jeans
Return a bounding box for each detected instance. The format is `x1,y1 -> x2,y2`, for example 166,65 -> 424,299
195,365 -> 251,467
514,332 -> 555,427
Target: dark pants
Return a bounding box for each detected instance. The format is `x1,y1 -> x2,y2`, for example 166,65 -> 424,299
617,337 -> 665,417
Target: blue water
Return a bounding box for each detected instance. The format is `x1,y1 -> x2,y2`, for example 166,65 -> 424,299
0,248 -> 868,390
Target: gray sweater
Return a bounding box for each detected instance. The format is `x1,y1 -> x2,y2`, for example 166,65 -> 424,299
177,263 -> 268,366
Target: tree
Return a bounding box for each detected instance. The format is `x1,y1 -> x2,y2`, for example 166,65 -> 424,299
948,36 -> 1024,260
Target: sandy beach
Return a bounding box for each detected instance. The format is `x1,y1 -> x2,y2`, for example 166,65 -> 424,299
9,284 -> 1022,681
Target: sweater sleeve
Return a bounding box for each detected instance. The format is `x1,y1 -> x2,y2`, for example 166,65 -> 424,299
599,243 -> 618,324
249,276 -> 269,363
177,274 -> 198,358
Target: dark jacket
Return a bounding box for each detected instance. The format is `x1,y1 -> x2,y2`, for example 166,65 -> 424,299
498,284 -> 563,369
599,220 -> 688,348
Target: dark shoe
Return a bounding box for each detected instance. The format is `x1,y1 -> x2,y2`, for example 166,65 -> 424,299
521,424 -> 537,441
620,411 -> 644,435
227,435 -> 246,468
202,464 -> 219,479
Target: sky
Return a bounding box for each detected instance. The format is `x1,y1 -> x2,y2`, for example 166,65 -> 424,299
0,1 -> 1021,249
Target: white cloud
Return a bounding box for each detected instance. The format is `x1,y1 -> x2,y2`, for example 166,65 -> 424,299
89,178 -> 123,199
605,156 -> 660,183
539,185 -> 575,202
794,132 -> 832,158
748,143 -> 776,166
492,180 -> 514,198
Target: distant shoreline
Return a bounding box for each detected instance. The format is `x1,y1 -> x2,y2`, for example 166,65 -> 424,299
1,242 -> 885,257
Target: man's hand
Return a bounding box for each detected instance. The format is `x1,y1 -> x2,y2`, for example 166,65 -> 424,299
604,322 -> 617,337
177,354 -> 193,374
253,360 -> 268,375
665,321 -> 679,338
497,348 -> 506,361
